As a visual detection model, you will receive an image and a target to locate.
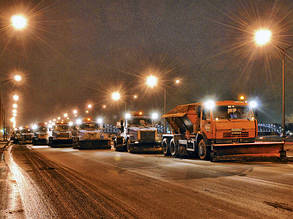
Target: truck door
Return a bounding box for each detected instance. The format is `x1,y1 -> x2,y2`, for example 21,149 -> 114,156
201,107 -> 213,138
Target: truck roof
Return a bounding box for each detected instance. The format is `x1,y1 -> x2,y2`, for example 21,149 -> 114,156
162,100 -> 248,118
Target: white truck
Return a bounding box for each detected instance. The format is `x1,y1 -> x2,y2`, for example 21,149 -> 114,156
114,112 -> 162,153
32,123 -> 48,145
48,122 -> 74,147
75,120 -> 111,149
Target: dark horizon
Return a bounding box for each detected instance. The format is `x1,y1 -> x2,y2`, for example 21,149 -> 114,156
1,0 -> 293,126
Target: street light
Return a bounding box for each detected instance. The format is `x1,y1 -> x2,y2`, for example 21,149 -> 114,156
254,29 -> 272,46
146,75 -> 158,88
111,92 -> 121,101
11,14 -> 28,30
14,74 -> 22,82
254,27 -> 291,158
145,76 -> 181,132
13,94 -> 19,101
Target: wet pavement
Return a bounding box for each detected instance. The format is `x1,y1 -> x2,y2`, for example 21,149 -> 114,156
1,144 -> 293,218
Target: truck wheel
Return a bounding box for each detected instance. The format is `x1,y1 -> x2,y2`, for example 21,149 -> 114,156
162,139 -> 170,156
170,140 -> 179,157
198,139 -> 210,160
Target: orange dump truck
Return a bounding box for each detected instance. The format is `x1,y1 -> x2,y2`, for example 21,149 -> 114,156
162,100 -> 284,161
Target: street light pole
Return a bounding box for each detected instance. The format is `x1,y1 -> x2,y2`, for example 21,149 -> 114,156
281,48 -> 285,141
163,87 -> 167,132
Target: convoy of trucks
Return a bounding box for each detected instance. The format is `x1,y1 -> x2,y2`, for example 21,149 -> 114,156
9,99 -> 285,161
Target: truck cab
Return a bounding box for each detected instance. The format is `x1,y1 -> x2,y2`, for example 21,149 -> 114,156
114,112 -> 162,153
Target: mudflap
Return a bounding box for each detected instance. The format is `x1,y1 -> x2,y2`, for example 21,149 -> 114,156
211,142 -> 284,161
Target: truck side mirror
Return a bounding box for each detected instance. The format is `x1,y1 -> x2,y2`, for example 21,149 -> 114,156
254,110 -> 258,118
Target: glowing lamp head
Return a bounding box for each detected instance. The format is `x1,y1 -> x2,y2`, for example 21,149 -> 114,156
11,14 -> 27,30
12,109 -> 17,113
111,92 -> 121,101
87,104 -> 92,109
102,105 -> 106,109
249,100 -> 258,109
68,121 -> 73,127
146,75 -> 158,88
125,113 -> 131,120
13,94 -> 19,101
32,124 -> 38,130
73,109 -> 78,114
19,126 -> 23,131
12,103 -> 18,108
151,112 -> 159,120
254,29 -> 272,46
76,118 -> 82,125
97,117 -> 103,124
133,95 -> 138,99
63,113 -> 68,118
14,75 -> 22,82
175,79 -> 181,84
204,100 -> 216,110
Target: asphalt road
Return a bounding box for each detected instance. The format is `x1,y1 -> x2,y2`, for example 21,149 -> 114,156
2,144 -> 293,218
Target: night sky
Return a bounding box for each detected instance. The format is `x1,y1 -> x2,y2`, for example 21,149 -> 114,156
1,0 -> 293,126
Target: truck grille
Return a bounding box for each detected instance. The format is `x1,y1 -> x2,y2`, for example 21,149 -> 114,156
140,131 -> 155,143
58,133 -> 69,138
223,132 -> 249,138
23,135 -> 32,140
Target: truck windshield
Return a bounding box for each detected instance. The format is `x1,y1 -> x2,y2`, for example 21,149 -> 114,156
55,125 -> 69,131
128,118 -> 152,126
213,105 -> 253,120
80,123 -> 98,130
21,129 -> 33,134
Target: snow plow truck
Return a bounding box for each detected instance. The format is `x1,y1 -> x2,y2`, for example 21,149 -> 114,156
162,100 -> 284,161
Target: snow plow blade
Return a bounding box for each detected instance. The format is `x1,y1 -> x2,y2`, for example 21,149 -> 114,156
211,142 -> 284,161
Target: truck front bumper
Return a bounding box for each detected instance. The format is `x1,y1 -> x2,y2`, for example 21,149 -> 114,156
130,142 -> 163,153
77,139 -> 111,149
51,139 -> 73,147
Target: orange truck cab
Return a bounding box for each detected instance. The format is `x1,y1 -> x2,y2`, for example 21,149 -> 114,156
162,100 -> 283,161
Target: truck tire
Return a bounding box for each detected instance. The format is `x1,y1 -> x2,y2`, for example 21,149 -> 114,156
170,139 -> 179,157
162,139 -> 170,156
198,139 -> 210,160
